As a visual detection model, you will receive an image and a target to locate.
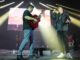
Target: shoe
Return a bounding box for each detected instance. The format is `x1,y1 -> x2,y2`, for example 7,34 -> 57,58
66,53 -> 72,58
17,55 -> 24,60
57,53 -> 64,58
28,55 -> 39,59
28,55 -> 34,58
35,55 -> 40,59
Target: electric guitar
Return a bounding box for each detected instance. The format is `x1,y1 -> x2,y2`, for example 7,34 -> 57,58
28,11 -> 43,29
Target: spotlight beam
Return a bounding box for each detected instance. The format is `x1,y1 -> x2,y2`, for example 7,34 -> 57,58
46,4 -> 80,17
0,2 -> 15,9
39,20 -> 63,51
0,1 -> 24,26
70,16 -> 80,27
0,0 -> 5,2
46,4 -> 56,9
39,2 -> 54,10
56,4 -> 80,12
65,10 -> 80,17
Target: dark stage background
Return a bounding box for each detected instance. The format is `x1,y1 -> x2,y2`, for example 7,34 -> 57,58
0,0 -> 80,50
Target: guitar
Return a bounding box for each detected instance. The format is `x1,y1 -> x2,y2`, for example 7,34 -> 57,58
28,11 -> 43,29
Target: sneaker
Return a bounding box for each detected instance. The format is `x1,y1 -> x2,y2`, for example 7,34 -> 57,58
57,53 -> 64,58
66,53 -> 72,58
28,55 -> 40,59
17,55 -> 24,60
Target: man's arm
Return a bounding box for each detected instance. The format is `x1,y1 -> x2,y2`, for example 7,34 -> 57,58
66,14 -> 71,24
50,9 -> 59,20
67,16 -> 71,24
24,16 -> 37,22
50,10 -> 56,20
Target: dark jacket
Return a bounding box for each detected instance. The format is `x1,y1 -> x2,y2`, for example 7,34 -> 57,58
50,11 -> 71,31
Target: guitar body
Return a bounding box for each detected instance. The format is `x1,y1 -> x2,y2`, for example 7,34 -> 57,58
28,14 -> 40,29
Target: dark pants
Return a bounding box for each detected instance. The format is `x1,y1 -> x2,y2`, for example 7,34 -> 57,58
57,31 -> 69,53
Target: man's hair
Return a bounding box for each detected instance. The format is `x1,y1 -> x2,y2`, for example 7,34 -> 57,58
27,4 -> 34,8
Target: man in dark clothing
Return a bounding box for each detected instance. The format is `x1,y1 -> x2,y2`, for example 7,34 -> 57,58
17,4 -> 37,60
51,7 -> 72,58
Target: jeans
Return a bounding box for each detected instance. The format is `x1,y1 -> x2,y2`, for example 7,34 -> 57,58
18,29 -> 34,55
57,31 -> 69,53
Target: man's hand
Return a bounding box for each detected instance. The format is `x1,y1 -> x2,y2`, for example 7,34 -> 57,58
33,18 -> 37,23
66,19 -> 71,24
25,16 -> 37,22
53,9 -> 59,14
53,9 -> 56,13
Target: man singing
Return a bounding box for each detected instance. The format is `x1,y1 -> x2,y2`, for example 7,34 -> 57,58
51,7 -> 72,58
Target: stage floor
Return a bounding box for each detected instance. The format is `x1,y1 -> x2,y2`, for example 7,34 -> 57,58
0,49 -> 80,60
0,56 -> 79,60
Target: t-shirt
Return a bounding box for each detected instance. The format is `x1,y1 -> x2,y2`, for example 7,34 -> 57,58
23,10 -> 33,30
